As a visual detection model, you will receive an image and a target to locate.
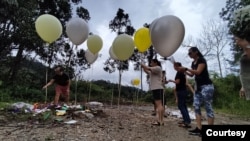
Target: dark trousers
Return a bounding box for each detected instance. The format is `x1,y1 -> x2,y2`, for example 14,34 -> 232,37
177,90 -> 191,124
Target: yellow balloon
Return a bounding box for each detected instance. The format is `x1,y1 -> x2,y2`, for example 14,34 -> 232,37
87,35 -> 103,54
133,78 -> 140,86
134,27 -> 151,53
112,34 -> 134,61
35,14 -> 62,43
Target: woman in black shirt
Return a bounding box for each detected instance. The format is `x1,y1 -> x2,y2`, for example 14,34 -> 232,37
179,47 -> 214,136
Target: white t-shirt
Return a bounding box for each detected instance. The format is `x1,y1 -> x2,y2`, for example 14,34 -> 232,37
149,66 -> 164,90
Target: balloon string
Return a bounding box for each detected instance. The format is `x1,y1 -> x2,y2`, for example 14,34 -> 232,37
140,53 -> 143,91
87,65 -> 94,110
111,79 -> 114,108
45,63 -> 48,104
74,75 -> 77,105
67,44 -> 75,68
44,43 -> 49,104
117,61 -> 122,111
136,86 -> 139,108
73,44 -> 78,105
110,72 -> 116,108
117,61 -> 123,125
163,61 -> 168,113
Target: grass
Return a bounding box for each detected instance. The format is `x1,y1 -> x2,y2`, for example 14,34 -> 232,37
0,102 -> 11,109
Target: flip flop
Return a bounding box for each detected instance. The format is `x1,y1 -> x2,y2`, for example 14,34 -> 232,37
152,121 -> 164,126
178,123 -> 191,128
177,121 -> 184,124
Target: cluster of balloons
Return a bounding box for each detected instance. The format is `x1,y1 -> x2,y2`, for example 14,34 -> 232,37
36,14 -> 184,65
109,27 -> 152,61
109,15 -> 185,61
35,14 -> 103,64
85,34 -> 103,64
131,78 -> 140,86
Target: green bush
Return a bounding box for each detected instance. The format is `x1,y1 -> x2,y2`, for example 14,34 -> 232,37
0,89 -> 12,102
1,69 -> 250,118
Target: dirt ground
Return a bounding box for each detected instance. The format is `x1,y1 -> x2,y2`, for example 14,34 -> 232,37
0,104 -> 249,141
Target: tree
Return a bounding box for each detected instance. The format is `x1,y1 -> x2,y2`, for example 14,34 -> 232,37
0,0 -> 39,83
104,8 -> 135,73
219,0 -> 250,64
183,19 -> 230,77
0,0 -> 91,98
0,0 -> 90,83
104,14 -> 158,91
103,8 -> 136,105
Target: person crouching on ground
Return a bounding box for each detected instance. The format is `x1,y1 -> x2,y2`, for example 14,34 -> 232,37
42,66 -> 71,106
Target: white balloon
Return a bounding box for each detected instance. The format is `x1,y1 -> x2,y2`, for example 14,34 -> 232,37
85,49 -> 98,64
109,46 -> 118,60
150,15 -> 185,57
66,17 -> 89,45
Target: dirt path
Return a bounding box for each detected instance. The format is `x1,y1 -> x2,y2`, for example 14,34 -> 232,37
0,104 -> 249,141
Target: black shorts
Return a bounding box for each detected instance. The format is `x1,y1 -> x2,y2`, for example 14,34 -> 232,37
152,89 -> 165,105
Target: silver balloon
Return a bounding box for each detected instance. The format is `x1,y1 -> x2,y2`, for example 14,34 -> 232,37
109,46 -> 118,60
150,15 -> 185,57
66,17 -> 89,45
85,49 -> 98,64
149,17 -> 159,31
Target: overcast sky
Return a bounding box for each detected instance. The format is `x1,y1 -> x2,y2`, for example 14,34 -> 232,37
73,0 -> 228,91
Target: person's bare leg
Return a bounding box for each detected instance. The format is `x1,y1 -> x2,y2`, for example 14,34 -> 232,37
186,83 -> 195,95
155,100 -> 164,124
195,114 -> 202,129
154,103 -> 156,113
152,101 -> 157,116
54,93 -> 60,105
62,88 -> 70,105
207,117 -> 214,125
162,89 -> 166,116
61,92 -> 70,105
65,94 -> 69,105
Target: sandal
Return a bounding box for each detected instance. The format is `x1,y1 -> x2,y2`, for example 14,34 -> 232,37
177,121 -> 184,124
178,123 -> 191,128
152,121 -> 164,126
